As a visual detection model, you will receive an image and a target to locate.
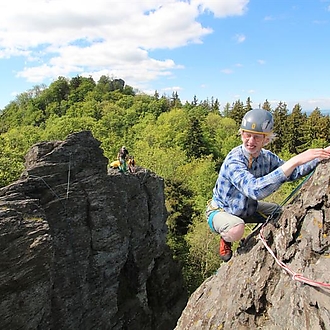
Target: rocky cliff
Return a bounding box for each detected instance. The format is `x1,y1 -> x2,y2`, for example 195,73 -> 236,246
175,159 -> 330,330
0,131 -> 188,329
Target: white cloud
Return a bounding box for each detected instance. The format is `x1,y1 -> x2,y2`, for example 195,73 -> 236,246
235,34 -> 246,43
221,68 -> 233,74
162,86 -> 183,92
0,0 -> 249,90
195,0 -> 249,17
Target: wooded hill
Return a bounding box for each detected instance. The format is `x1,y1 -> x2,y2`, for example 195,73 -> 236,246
1,76 -> 330,294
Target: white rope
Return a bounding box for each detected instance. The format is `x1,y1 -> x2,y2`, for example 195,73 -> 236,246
259,225 -> 330,289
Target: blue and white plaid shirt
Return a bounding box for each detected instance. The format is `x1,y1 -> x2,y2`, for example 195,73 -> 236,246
212,145 -> 318,218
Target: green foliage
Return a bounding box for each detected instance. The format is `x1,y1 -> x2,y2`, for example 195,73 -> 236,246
183,117 -> 208,159
134,141 -> 186,180
1,75 -> 330,297
184,216 -> 220,293
42,115 -> 97,141
175,157 -> 217,214
228,99 -> 245,127
285,104 -> 307,153
270,102 -> 289,153
0,126 -> 41,186
165,179 -> 194,236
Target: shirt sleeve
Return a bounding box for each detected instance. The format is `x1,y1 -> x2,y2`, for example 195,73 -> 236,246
287,159 -> 318,181
226,158 -> 288,200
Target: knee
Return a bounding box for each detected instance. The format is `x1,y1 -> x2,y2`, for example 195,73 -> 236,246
222,223 -> 245,242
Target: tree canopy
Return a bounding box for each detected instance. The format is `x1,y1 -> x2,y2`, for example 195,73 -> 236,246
1,75 -> 329,294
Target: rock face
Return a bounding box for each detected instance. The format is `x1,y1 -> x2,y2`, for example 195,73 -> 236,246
0,131 -> 187,329
176,159 -> 330,330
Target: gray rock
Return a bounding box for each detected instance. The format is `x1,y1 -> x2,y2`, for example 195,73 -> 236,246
0,130 -> 187,329
175,159 -> 330,330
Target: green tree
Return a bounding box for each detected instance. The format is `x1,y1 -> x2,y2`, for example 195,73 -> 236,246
271,102 -> 289,153
183,117 -> 207,159
170,91 -> 182,108
69,76 -> 96,104
184,217 -> 219,293
210,97 -> 220,113
285,104 -> 307,153
0,126 -> 41,187
262,99 -> 272,111
0,102 -> 23,131
245,97 -> 253,112
43,115 -> 97,141
147,97 -> 171,117
228,99 -> 245,127
222,102 -> 231,117
304,108 -> 327,144
47,76 -> 70,115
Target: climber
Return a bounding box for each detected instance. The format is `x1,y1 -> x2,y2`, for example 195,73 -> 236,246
117,146 -> 129,172
206,108 -> 330,262
127,155 -> 136,173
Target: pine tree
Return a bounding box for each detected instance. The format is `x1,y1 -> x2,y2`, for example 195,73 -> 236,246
183,117 -> 207,159
271,102 -> 289,153
228,100 -> 245,127
285,104 -> 307,153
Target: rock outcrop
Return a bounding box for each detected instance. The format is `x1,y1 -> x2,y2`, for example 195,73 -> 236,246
0,131 -> 188,329
175,159 -> 330,330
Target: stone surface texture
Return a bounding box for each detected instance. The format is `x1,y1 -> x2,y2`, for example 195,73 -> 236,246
175,159 -> 330,330
0,131 -> 187,330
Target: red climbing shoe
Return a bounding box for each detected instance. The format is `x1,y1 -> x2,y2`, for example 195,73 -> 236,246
219,238 -> 232,262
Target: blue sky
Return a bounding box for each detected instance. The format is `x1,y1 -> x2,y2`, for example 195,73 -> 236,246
1,0 -> 330,112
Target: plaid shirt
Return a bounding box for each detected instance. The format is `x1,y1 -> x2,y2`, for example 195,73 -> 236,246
212,145 -> 318,218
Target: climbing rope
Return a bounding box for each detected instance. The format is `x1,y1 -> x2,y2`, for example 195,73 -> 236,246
259,227 -> 330,289
247,169 -> 315,235
66,153 -> 72,200
29,175 -> 66,209
29,155 -> 86,305
278,169 -> 315,208
258,169 -> 330,289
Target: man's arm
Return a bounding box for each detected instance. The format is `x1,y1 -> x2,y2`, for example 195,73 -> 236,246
280,147 -> 330,178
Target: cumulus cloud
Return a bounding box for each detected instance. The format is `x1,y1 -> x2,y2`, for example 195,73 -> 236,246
0,0 -> 249,89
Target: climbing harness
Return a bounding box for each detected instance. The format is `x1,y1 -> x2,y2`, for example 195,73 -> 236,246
257,169 -> 330,289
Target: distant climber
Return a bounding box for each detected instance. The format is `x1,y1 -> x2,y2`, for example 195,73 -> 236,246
206,109 -> 330,263
127,155 -> 136,173
117,146 -> 129,172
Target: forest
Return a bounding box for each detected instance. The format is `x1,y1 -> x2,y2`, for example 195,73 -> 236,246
1,75 -> 330,294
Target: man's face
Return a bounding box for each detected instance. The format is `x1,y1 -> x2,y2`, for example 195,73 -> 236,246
241,131 -> 265,156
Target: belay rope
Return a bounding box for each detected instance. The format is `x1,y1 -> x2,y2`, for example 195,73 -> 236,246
258,169 -> 330,289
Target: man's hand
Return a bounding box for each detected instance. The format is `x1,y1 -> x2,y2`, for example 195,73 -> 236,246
281,148 -> 330,177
